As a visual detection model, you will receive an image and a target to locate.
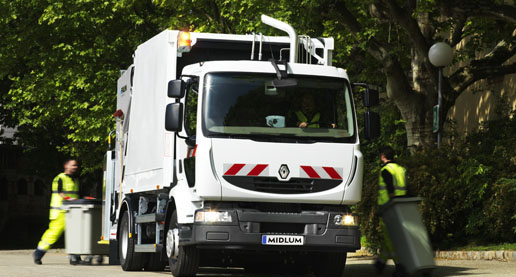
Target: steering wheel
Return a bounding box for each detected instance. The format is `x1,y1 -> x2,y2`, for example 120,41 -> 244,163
300,121 -> 335,128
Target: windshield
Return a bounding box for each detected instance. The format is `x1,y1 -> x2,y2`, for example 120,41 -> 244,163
202,72 -> 356,142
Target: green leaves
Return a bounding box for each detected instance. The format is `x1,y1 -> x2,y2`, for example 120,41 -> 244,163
0,0 -> 144,173
0,0 -> 334,175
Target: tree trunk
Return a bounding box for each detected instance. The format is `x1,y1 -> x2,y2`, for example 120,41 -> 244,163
384,60 -> 433,148
385,9 -> 437,148
404,42 -> 436,147
394,90 -> 434,148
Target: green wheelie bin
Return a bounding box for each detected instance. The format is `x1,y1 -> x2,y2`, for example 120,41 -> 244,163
381,197 -> 435,275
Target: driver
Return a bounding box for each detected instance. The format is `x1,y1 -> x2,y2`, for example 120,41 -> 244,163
295,94 -> 320,128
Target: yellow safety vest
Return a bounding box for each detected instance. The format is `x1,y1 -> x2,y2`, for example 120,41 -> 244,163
49,173 -> 79,219
295,111 -> 320,128
378,163 -> 406,205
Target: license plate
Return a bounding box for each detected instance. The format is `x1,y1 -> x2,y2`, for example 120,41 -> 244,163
261,235 -> 304,245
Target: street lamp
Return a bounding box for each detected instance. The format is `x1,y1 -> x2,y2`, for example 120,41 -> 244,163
428,42 -> 453,147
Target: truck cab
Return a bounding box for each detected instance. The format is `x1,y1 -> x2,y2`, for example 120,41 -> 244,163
172,61 -> 362,203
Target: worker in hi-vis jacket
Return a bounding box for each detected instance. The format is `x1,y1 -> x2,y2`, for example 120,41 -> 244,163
33,159 -> 81,265
295,94 -> 321,128
375,146 -> 407,277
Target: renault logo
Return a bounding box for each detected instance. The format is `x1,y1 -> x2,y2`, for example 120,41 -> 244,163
278,164 -> 290,179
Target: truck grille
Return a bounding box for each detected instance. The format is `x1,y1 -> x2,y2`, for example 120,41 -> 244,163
223,176 -> 341,194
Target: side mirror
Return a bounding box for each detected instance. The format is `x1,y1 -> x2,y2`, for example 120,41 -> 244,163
165,103 -> 183,132
364,110 -> 380,140
168,80 -> 186,98
353,83 -> 380,107
363,88 -> 379,107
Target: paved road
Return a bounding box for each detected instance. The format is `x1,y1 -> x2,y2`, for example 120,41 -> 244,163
1,250 -> 516,277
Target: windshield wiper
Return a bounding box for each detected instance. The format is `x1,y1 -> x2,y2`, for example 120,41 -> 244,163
210,133 -> 250,139
209,132 -> 318,143
248,133 -> 317,144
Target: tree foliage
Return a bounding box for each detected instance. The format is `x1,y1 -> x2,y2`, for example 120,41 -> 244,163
0,0 -> 326,173
1,1 -> 515,180
316,0 -> 516,147
1,0 -> 161,172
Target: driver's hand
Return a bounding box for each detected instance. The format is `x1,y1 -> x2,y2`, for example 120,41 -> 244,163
299,122 -> 308,128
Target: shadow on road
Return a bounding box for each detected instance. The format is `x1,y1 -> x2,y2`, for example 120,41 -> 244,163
40,259 -> 482,277
345,258 -> 475,277
37,259 -> 490,277
168,260 -> 475,277
432,265 -> 478,276
194,267 -> 309,277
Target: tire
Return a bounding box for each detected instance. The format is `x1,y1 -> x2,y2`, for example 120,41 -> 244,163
312,252 -> 347,277
167,211 -> 199,276
69,255 -> 82,265
144,253 -> 166,271
96,255 -> 104,264
119,210 -> 145,271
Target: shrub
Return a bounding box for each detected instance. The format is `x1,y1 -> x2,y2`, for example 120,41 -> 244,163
358,102 -> 516,251
483,178 -> 516,242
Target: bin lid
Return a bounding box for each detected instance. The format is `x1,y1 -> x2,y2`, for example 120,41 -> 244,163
381,196 -> 422,211
62,198 -> 102,205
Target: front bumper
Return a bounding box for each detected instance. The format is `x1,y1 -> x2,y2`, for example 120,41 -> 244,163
179,209 -> 361,252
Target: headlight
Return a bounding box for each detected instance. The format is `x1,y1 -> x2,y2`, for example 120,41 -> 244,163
195,210 -> 233,223
334,214 -> 358,226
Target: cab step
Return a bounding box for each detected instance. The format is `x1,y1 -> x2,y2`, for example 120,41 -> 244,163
135,213 -> 165,224
134,244 -> 162,253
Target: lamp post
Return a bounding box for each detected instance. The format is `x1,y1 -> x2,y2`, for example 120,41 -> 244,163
428,42 -> 453,147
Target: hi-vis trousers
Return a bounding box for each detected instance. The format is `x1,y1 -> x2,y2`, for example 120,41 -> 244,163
37,211 -> 65,251
378,218 -> 398,263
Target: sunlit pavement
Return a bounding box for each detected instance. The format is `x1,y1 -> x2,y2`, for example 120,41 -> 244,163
1,250 -> 516,277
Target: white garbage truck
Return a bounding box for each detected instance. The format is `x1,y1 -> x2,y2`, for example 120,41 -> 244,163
102,15 -> 380,276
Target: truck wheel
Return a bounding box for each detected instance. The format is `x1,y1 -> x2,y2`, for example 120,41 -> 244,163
312,252 -> 347,277
119,210 -> 145,271
166,211 -> 199,276
96,255 -> 104,264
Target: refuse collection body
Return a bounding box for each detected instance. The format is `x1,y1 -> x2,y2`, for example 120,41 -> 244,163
62,199 -> 108,256
381,197 -> 435,274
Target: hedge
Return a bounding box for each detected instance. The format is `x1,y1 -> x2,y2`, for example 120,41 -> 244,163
357,102 -> 516,251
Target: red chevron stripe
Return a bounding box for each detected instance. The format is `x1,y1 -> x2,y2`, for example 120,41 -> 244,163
323,167 -> 342,180
224,164 -> 245,176
247,164 -> 268,176
301,166 -> 320,178
191,144 -> 198,157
